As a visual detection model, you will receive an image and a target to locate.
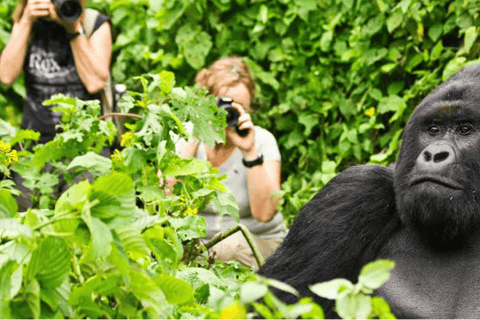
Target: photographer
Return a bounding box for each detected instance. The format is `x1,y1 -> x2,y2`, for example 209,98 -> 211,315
0,0 -> 112,143
180,57 -> 287,270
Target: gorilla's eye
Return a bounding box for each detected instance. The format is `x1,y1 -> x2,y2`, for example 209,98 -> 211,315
458,123 -> 472,135
428,125 -> 440,134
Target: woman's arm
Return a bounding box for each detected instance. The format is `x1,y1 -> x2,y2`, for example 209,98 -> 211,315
230,108 -> 281,223
46,4 -> 112,94
242,148 -> 281,223
68,21 -> 112,94
0,0 -> 51,85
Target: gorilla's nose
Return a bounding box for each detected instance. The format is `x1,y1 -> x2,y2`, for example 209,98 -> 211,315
416,144 -> 456,172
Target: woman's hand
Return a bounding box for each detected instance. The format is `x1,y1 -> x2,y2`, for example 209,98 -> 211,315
226,102 -> 256,154
43,1 -> 84,33
21,0 -> 53,26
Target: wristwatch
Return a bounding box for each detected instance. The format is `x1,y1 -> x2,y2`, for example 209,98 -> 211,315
242,154 -> 264,168
67,27 -> 84,41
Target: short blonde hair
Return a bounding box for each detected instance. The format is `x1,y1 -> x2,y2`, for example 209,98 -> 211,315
195,56 -> 255,101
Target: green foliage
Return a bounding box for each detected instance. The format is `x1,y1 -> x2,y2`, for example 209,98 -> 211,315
1,0 -> 480,225
44,0 -> 480,226
310,259 -> 396,319
1,0 -> 475,317
0,71 -> 395,318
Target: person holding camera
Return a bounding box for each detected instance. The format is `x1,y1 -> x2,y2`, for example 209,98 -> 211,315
0,0 -> 112,143
180,57 -> 287,270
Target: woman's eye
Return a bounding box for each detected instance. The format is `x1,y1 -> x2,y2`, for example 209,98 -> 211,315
428,125 -> 440,134
458,124 -> 472,135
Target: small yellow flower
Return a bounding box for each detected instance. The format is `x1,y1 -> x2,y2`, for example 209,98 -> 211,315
6,150 -> 18,165
120,132 -> 136,147
365,107 -> 375,117
184,207 -> 198,216
0,141 -> 12,154
220,300 -> 247,319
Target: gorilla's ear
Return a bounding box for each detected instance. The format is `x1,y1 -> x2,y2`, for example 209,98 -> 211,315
259,165 -> 400,311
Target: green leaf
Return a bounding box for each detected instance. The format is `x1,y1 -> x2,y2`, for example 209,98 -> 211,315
240,282 -> 268,304
67,152 -> 112,178
159,70 -> 176,94
370,296 -> 396,319
163,157 -> 209,177
211,189 -> 240,222
336,292 -> 371,320
0,261 -> 18,318
24,279 -> 41,319
443,57 -> 467,81
430,41 -> 444,61
463,26 -> 478,55
309,279 -> 353,300
169,215 -> 206,241
116,226 -> 149,259
0,190 -> 17,218
129,270 -> 167,318
26,237 -> 71,289
377,95 -> 406,114
154,274 -> 194,304
88,172 -> 136,226
386,10 -> 403,33
358,259 -> 395,290
428,23 -> 443,42
175,24 -> 212,70
263,278 -> 299,297
194,284 -> 210,304
86,217 -> 113,261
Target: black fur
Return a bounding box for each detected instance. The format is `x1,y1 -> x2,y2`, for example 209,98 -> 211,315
259,64 -> 480,318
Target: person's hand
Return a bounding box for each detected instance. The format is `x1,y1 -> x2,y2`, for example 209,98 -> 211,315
226,102 -> 255,153
44,1 -> 84,33
20,0 -> 53,26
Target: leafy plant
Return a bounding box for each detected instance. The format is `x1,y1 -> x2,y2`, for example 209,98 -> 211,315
310,259 -> 396,319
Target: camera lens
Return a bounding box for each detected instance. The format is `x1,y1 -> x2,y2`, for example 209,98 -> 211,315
224,107 -> 240,127
52,0 -> 82,22
217,96 -> 239,127
61,2 -> 79,17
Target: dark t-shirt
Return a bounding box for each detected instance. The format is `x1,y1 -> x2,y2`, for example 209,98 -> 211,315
22,13 -> 110,143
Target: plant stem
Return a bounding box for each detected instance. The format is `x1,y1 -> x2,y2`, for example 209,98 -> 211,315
32,215 -> 79,231
205,224 -> 265,268
99,113 -> 141,120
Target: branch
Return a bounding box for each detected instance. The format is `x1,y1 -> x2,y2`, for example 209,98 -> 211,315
99,113 -> 141,120
205,224 -> 265,268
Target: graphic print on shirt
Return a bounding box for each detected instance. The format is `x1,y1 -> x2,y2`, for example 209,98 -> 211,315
27,46 -> 75,80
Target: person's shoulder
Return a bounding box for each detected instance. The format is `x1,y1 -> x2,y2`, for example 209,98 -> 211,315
85,8 -> 110,26
254,125 -> 277,143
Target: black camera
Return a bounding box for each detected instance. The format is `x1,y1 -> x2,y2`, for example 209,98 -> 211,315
216,96 -> 249,137
51,0 -> 82,23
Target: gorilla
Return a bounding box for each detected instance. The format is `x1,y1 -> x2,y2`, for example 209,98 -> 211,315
259,65 -> 480,319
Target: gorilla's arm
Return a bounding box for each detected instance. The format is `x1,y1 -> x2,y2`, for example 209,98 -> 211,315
258,165 -> 401,315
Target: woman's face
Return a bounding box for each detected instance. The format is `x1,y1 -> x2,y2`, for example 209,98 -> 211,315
217,83 -> 251,113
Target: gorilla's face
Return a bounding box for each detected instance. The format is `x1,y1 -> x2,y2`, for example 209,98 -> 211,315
394,79 -> 480,250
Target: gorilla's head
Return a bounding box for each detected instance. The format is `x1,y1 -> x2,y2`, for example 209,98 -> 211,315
394,65 -> 480,250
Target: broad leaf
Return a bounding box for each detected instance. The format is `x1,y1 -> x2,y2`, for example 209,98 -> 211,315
26,237 -> 71,289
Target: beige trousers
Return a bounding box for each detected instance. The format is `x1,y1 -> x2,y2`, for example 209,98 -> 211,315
209,231 -> 282,271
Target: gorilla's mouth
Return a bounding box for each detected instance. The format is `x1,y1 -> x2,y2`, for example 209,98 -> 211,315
410,175 -> 463,190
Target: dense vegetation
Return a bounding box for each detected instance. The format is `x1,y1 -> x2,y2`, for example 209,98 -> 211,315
0,0 -> 479,318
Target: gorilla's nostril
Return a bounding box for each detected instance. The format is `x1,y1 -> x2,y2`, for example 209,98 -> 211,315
424,151 -> 432,162
434,152 -> 449,163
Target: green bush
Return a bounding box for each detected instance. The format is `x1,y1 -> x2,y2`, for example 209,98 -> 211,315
2,0 -> 480,226
0,73 -> 396,319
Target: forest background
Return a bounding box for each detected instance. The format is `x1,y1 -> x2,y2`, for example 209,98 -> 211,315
1,0 -> 480,224
0,0 -> 480,318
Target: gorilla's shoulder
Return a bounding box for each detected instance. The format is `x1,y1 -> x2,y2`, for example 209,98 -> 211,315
306,164 -> 395,212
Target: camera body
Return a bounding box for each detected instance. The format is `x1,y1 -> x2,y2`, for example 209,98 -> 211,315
51,0 -> 82,23
216,96 -> 249,137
